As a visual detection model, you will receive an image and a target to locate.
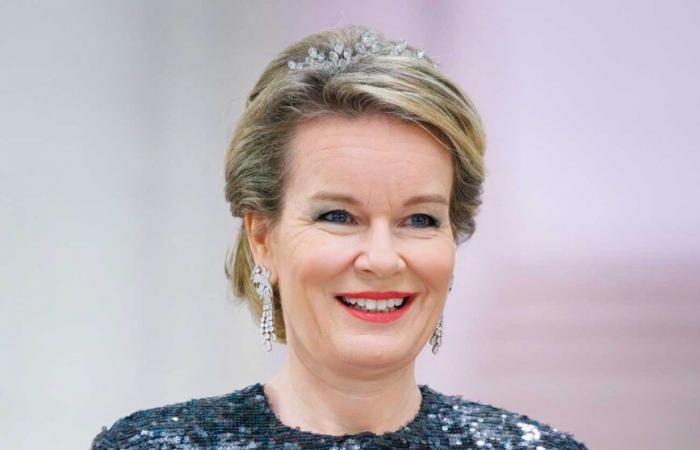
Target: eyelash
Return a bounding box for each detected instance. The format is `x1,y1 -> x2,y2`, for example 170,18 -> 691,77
316,209 -> 441,228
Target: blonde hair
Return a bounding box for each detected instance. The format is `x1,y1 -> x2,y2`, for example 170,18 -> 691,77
224,25 -> 485,343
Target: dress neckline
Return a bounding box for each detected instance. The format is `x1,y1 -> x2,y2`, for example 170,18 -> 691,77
252,382 -> 433,440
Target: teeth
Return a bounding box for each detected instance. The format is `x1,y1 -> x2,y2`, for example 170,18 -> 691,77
338,297 -> 407,312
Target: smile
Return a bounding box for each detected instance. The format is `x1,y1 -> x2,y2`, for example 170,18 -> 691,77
334,291 -> 417,324
336,296 -> 408,312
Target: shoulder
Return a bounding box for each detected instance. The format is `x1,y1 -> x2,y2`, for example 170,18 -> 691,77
421,385 -> 589,450
90,383 -> 263,450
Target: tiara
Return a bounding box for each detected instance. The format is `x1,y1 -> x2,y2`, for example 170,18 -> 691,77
287,30 -> 430,72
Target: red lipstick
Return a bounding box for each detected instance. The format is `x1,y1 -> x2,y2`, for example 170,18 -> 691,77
335,291 -> 418,324
336,291 -> 416,299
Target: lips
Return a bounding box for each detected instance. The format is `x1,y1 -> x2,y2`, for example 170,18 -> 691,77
336,295 -> 409,312
335,291 -> 417,299
334,291 -> 417,312
334,291 -> 418,324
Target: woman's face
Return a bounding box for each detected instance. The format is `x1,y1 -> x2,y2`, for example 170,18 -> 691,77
255,114 -> 455,375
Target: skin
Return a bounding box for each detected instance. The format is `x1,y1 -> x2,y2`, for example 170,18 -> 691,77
245,114 -> 456,436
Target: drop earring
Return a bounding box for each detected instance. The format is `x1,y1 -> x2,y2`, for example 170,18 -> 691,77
430,273 -> 453,355
251,264 -> 275,352
430,317 -> 443,355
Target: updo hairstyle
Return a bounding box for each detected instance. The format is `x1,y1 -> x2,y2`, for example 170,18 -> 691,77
224,25 -> 486,342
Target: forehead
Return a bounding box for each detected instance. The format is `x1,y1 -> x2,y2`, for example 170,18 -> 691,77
286,114 -> 453,199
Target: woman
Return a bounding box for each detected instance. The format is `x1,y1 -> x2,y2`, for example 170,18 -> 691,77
91,26 -> 588,449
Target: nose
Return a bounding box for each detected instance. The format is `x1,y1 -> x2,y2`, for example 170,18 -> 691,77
354,221 -> 406,278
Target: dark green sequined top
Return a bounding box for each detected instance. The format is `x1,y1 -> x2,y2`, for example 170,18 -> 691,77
91,383 -> 588,449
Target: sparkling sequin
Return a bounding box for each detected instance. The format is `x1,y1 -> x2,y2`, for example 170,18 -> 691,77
90,383 -> 588,449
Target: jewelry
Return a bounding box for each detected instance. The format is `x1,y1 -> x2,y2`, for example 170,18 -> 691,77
430,317 -> 443,355
251,264 -> 275,352
287,30 -> 431,73
430,273 -> 453,355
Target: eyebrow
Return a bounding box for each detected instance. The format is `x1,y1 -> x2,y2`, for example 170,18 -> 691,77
309,192 -> 449,207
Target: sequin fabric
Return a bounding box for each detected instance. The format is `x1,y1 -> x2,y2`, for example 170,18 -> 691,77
91,383 -> 588,449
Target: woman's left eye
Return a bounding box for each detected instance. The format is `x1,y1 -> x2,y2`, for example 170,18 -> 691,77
405,214 -> 440,228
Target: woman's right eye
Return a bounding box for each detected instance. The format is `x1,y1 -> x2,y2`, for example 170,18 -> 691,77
317,209 -> 354,224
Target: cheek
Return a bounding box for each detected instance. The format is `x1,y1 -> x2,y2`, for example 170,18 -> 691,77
275,235 -> 357,340
404,240 -> 455,288
276,233 -> 356,301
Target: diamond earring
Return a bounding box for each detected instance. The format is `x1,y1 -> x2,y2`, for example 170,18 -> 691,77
430,273 -> 453,355
430,317 -> 443,355
251,264 -> 275,352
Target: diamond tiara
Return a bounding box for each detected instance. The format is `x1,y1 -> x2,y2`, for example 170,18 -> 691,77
287,30 -> 431,72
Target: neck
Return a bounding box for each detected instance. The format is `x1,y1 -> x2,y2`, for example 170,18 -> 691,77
263,345 -> 422,436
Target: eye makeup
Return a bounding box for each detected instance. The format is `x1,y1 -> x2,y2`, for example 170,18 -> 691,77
315,209 -> 355,224
404,213 -> 441,228
314,208 -> 442,229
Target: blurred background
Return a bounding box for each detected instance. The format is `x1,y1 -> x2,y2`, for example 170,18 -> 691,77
1,1 -> 698,449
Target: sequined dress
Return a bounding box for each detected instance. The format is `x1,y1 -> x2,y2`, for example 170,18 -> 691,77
90,383 -> 588,449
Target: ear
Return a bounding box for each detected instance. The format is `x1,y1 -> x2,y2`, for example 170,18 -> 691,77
243,212 -> 278,285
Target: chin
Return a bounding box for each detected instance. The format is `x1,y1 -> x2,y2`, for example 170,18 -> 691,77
332,335 -> 417,369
